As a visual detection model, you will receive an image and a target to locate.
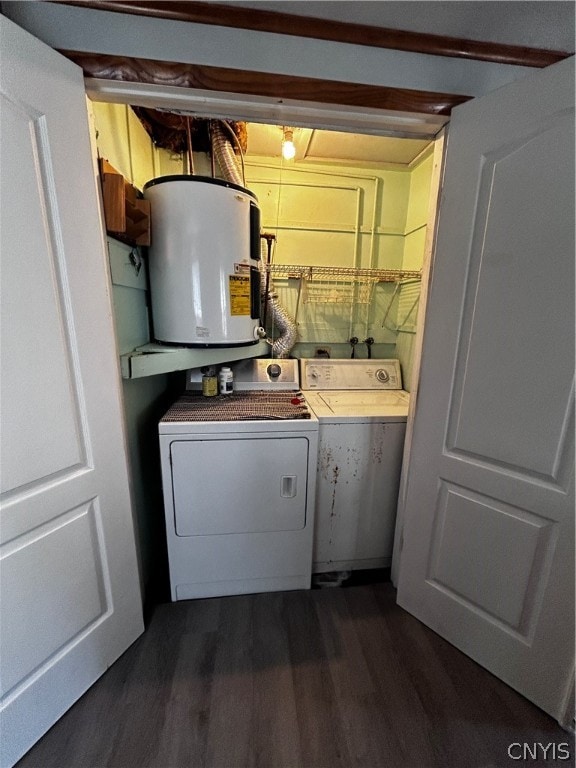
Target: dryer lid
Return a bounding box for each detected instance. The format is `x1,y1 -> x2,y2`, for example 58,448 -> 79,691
305,389 -> 409,421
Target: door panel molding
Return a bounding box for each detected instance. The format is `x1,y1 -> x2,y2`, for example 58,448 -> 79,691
0,499 -> 113,702
32,109 -> 94,466
443,116 -> 575,483
427,482 -> 558,639
0,98 -> 91,496
444,392 -> 575,493
0,465 -> 97,547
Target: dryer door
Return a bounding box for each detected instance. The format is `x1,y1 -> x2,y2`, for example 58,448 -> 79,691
170,436 -> 309,535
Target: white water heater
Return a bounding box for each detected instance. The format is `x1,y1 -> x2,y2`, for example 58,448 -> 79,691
143,176 -> 262,346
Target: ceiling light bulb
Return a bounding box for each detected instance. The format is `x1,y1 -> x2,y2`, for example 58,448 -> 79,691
282,140 -> 296,160
282,127 -> 296,160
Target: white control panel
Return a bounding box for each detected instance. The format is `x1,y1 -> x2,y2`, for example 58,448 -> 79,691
233,358 -> 300,389
300,359 -> 403,390
187,358 -> 300,391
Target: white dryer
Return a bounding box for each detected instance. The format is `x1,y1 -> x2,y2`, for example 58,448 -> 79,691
300,358 -> 409,574
159,359 -> 318,600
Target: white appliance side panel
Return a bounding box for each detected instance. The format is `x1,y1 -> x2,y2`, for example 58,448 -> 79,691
171,437 -> 309,535
314,422 -> 406,569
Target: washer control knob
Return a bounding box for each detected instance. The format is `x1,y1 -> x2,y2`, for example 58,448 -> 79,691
376,368 -> 390,383
267,363 -> 282,379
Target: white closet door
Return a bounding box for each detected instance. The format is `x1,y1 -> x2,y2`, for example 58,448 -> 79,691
0,16 -> 144,766
396,56 -> 574,722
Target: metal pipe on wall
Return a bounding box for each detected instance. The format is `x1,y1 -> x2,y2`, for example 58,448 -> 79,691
248,178 -> 363,267
246,162 -> 383,270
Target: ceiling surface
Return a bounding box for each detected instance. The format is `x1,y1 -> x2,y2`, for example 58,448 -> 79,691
61,0 -> 576,166
217,2 -> 575,52
158,1 -> 575,165
245,123 -> 432,168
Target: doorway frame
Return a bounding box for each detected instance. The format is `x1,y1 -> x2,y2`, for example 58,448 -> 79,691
85,77 -> 450,139
85,73 -> 449,581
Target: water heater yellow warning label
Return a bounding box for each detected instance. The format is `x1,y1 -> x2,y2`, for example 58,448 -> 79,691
229,274 -> 251,315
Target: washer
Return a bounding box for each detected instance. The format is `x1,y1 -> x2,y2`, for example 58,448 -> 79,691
159,359 -> 318,600
300,358 -> 409,574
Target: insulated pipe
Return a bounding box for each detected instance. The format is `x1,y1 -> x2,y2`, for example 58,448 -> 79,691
211,121 -> 298,358
211,122 -> 244,186
265,286 -> 298,358
259,237 -> 298,358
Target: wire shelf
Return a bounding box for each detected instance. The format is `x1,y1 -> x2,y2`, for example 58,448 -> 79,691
267,264 -> 421,283
303,282 -> 375,305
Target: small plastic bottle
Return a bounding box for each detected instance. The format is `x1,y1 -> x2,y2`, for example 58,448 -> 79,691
201,366 -> 218,397
218,366 -> 234,395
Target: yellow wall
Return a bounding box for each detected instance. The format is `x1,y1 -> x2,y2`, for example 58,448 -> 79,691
403,151 -> 434,271
92,102 -> 185,190
92,102 -> 431,273
241,156 -> 412,356
245,158 -> 409,271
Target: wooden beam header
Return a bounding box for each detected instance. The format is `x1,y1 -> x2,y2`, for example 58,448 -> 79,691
54,1 -> 572,68
62,50 -> 471,116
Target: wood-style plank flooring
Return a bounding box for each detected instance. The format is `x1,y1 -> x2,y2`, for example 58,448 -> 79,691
16,583 -> 573,768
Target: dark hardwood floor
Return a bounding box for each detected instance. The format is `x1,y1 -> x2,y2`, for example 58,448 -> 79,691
16,583 -> 574,768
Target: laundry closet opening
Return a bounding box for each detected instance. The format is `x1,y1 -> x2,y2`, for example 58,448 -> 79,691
90,99 -> 444,601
